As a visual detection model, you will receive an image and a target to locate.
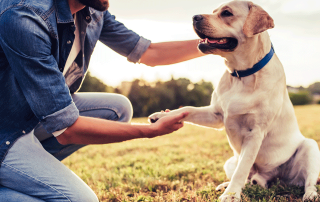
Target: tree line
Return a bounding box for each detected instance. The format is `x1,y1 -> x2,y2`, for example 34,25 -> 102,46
127,78 -> 213,117
288,82 -> 320,105
79,72 -> 213,117
79,72 -> 320,117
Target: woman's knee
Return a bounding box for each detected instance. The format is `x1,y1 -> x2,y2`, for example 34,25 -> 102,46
116,94 -> 133,122
67,187 -> 99,202
77,93 -> 133,123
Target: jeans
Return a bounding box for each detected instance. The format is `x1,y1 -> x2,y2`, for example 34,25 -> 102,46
0,93 -> 133,201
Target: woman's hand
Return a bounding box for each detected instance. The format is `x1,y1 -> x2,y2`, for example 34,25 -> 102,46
147,111 -> 189,138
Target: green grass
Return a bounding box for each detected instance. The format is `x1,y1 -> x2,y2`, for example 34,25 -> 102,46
62,105 -> 320,201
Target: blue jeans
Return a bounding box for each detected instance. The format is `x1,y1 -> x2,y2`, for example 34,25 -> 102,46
0,93 -> 133,202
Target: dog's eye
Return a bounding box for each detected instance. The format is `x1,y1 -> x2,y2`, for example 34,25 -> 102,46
221,10 -> 233,17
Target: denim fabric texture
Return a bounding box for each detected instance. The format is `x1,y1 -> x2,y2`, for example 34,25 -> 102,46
0,0 -> 151,165
0,92 -> 133,201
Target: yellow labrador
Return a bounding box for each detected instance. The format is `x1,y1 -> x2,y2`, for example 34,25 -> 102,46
149,1 -> 320,201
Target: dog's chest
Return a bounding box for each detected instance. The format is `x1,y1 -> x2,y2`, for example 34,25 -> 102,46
224,112 -> 258,152
215,74 -> 259,114
214,79 -> 264,153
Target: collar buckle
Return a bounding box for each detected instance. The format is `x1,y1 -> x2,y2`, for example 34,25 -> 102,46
234,70 -> 240,78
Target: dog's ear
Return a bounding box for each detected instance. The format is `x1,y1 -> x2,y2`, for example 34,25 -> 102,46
243,2 -> 274,37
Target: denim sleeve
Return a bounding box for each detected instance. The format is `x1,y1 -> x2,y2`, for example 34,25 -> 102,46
99,11 -> 151,63
0,7 -> 79,133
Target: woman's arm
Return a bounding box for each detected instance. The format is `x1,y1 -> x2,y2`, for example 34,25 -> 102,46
56,112 -> 188,145
140,39 -> 203,67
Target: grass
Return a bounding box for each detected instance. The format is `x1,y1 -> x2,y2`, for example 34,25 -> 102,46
62,105 -> 320,201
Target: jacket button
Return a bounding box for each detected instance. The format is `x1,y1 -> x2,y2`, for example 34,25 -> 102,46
6,141 -> 10,145
67,40 -> 71,44
22,130 -> 26,134
86,16 -> 91,20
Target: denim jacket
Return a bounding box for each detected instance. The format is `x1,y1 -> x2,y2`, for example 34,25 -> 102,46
0,0 -> 151,164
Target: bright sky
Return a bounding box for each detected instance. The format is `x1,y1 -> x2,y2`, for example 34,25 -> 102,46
89,0 -> 320,88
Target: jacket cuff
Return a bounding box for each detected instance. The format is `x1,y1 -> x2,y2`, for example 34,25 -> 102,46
41,102 -> 79,134
127,36 -> 151,63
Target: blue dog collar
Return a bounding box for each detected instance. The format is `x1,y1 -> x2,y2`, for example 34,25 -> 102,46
231,44 -> 275,78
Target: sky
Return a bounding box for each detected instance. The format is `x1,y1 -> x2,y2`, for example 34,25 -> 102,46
88,0 -> 320,88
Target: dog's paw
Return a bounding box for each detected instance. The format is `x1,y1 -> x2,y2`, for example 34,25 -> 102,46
219,193 -> 240,202
148,112 -> 167,123
303,191 -> 319,202
250,173 -> 267,188
216,182 -> 230,191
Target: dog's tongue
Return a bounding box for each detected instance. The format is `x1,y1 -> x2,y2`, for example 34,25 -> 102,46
207,38 -> 220,44
207,38 -> 228,44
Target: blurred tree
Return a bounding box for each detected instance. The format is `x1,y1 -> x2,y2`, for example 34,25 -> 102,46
165,77 -> 190,109
79,72 -> 113,92
289,91 -> 312,105
308,82 -> 320,94
128,79 -> 151,117
188,80 -> 214,107
128,78 -> 213,117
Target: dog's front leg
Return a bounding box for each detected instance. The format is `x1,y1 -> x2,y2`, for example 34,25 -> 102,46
149,106 -> 224,129
219,128 -> 264,202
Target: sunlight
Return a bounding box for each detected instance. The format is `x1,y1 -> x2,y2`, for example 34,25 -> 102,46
88,10 -> 320,88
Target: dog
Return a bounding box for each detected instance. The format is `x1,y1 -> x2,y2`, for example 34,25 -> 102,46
149,1 -> 320,201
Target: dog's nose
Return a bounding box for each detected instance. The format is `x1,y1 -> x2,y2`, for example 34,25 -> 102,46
193,15 -> 203,22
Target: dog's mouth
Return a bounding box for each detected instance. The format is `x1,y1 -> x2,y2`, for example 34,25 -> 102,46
195,29 -> 238,52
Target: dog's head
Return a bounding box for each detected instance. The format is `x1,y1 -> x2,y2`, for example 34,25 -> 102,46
193,1 -> 274,55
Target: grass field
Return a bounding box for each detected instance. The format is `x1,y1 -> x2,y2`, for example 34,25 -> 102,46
62,105 -> 320,202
